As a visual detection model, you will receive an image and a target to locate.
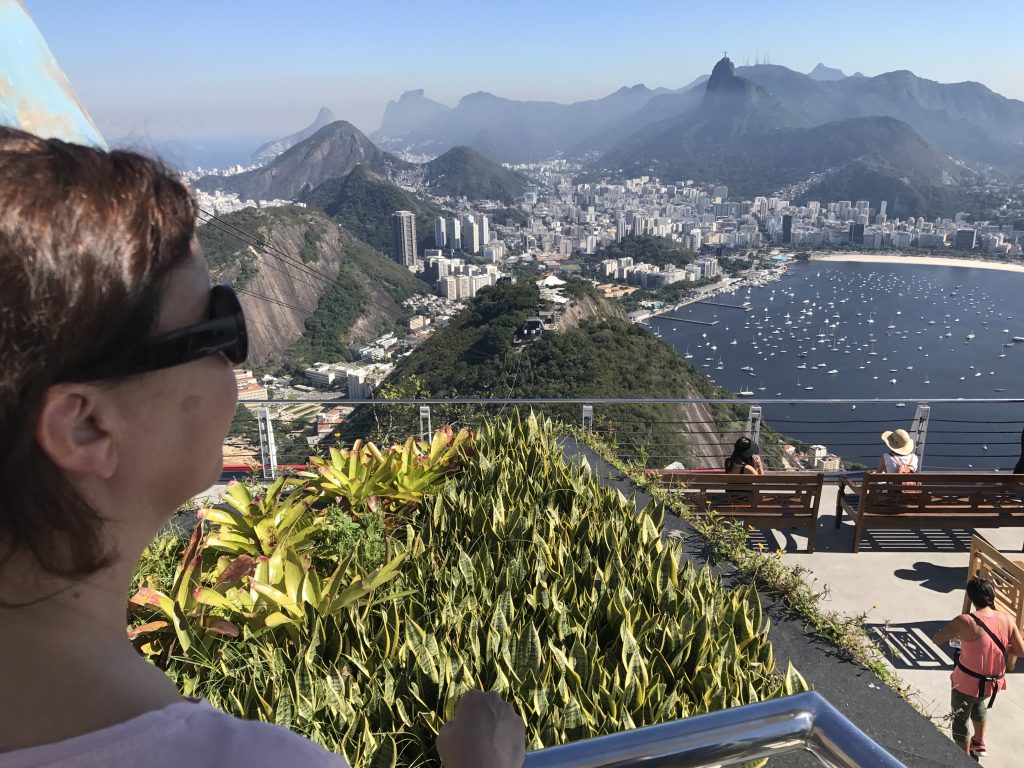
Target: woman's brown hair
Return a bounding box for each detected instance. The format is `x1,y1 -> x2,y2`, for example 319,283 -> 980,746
0,127 -> 197,579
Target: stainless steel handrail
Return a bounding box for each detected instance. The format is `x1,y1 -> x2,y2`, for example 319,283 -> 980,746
522,692 -> 905,768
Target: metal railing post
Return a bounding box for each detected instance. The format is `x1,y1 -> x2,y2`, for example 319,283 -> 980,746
255,407 -> 277,480
911,403 -> 930,468
582,404 -> 594,432
746,404 -> 762,446
419,405 -> 432,441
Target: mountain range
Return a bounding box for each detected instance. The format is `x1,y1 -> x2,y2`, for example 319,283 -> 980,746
375,83 -> 689,162
198,120 -> 527,209
194,55 -> 1024,229
373,61 -> 1024,176
593,57 -> 975,217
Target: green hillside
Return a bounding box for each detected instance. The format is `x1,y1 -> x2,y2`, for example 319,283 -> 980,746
301,165 -> 444,257
798,161 -> 998,220
347,278 -> 785,467
424,145 -> 529,203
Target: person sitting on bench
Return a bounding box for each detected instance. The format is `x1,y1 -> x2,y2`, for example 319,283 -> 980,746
725,437 -> 764,475
877,428 -> 918,474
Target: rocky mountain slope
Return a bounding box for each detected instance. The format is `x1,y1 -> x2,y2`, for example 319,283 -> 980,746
198,205 -> 429,365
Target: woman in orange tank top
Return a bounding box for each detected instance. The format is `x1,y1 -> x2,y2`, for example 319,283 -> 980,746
932,578 -> 1024,759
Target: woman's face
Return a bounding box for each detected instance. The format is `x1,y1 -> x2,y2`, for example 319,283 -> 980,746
107,241 -> 239,519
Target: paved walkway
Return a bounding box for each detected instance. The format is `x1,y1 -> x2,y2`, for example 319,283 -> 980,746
757,484 -> 1023,768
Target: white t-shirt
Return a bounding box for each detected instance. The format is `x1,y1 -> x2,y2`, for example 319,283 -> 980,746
882,452 -> 918,473
0,700 -> 350,768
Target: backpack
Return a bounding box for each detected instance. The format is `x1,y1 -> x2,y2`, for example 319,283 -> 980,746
891,453 -> 922,494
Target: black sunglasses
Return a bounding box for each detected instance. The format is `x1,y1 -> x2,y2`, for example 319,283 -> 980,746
74,284 -> 248,381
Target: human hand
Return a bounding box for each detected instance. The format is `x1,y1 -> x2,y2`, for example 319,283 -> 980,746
436,690 -> 526,768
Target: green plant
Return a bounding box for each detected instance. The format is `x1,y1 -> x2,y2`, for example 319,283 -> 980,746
135,415 -> 807,767
128,478 -> 411,661
302,428 -> 471,524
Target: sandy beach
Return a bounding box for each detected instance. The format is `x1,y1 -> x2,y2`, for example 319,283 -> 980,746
810,252 -> 1024,274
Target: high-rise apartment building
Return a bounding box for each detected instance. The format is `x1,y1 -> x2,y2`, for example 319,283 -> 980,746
631,214 -> 645,237
462,218 -> 480,254
689,228 -> 702,252
448,216 -> 461,251
390,211 -> 417,267
434,216 -> 446,248
954,228 -> 977,251
479,214 -> 489,246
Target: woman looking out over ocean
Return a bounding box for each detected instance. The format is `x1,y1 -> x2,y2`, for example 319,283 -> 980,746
0,128 -> 524,768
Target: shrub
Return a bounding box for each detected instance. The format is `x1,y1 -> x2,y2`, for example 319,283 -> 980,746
131,414 -> 806,767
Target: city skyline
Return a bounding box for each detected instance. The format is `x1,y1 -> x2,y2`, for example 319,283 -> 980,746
23,0 -> 1024,142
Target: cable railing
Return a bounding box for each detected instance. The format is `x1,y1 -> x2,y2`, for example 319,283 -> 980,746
523,691 -> 904,768
225,396 -> 1024,477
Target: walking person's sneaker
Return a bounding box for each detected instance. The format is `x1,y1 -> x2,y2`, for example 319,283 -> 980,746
970,736 -> 986,759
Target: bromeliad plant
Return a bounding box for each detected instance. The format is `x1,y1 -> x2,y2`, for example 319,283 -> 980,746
301,425 -> 472,523
143,413 -> 808,767
130,428 -> 471,660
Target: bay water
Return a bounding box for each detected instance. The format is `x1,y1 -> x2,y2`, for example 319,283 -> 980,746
649,260 -> 1024,470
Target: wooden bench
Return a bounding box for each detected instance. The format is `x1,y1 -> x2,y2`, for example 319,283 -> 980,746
835,472 -> 1024,553
651,471 -> 825,552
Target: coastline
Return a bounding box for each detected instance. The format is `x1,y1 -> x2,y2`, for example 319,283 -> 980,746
809,252 -> 1024,274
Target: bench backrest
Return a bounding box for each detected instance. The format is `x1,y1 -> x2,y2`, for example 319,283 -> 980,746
858,472 -> 1024,513
652,471 -> 824,513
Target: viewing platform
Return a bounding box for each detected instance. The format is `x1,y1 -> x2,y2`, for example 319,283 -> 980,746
207,396 -> 1024,766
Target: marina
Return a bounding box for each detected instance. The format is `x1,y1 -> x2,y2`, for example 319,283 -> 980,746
649,260 -> 1024,470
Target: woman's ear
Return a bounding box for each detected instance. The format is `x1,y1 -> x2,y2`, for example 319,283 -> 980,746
35,384 -> 118,480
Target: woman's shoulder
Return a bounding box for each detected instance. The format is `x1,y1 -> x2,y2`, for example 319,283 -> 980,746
171,701 -> 349,765
0,700 -> 350,768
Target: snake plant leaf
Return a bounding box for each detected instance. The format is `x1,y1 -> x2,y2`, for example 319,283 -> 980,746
783,662 -> 810,695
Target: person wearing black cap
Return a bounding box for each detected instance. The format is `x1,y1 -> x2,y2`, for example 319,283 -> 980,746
725,436 -> 764,475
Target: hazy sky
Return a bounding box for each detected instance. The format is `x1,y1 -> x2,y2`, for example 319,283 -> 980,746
24,0 -> 1024,142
